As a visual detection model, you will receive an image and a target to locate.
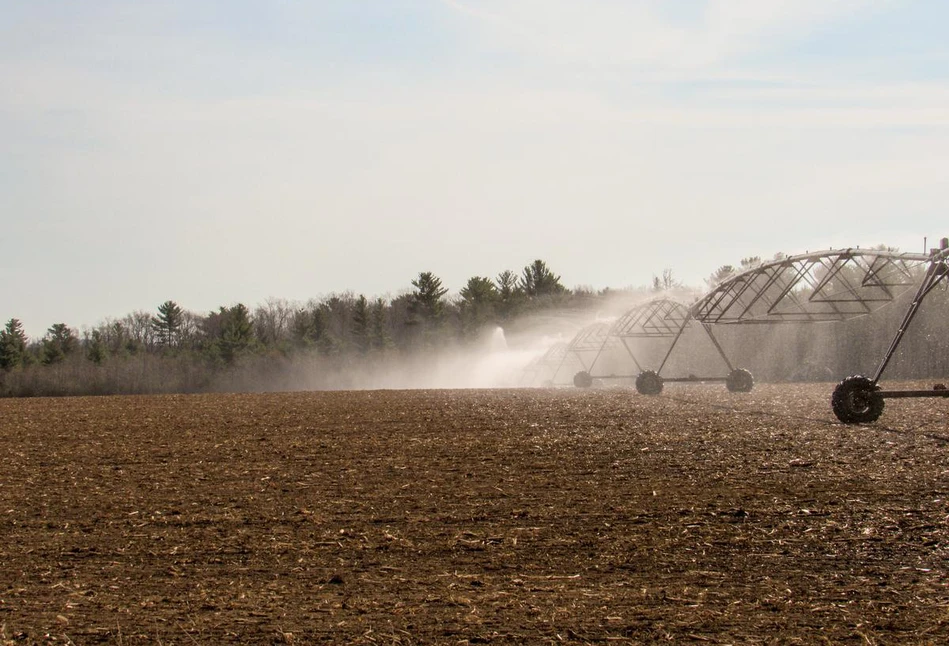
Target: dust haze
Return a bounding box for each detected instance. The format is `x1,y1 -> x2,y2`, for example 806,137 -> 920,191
234,281 -> 948,394
218,288 -> 742,393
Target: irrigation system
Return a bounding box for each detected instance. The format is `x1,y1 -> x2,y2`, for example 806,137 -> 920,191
690,248 -> 931,324
525,240 -> 948,423
569,298 -> 752,394
548,322 -> 613,387
829,241 -> 949,423
522,342 -> 572,387
690,244 -> 947,422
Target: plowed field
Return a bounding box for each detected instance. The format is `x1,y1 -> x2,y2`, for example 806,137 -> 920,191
1,384 -> 948,644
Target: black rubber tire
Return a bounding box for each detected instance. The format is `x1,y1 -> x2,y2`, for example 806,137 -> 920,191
573,371 -> 594,388
726,368 -> 754,393
831,375 -> 884,424
635,370 -> 663,395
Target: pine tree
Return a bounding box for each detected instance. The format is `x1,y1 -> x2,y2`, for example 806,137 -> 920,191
370,298 -> 392,351
290,308 -> 316,348
0,318 -> 28,370
520,260 -> 567,297
227,304 -> 255,359
409,272 -> 449,323
312,306 -> 338,356
203,303 -> 256,364
459,276 -> 499,336
351,295 -> 371,354
86,330 -> 107,365
495,270 -> 523,321
40,323 -> 78,365
152,300 -> 184,348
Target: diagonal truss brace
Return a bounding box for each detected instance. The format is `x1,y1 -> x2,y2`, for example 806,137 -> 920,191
692,249 -> 931,325
872,247 -> 949,385
586,299 -> 735,380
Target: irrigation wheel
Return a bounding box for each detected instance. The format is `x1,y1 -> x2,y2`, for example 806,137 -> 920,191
635,370 -> 664,395
726,368 -> 754,393
831,375 -> 884,424
573,371 -> 594,388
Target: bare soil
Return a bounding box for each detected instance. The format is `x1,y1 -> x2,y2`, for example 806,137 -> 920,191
1,384 -> 947,644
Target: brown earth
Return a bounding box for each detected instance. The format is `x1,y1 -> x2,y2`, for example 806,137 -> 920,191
1,383 -> 947,645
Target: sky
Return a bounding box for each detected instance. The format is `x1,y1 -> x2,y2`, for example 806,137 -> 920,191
2,0 -> 948,338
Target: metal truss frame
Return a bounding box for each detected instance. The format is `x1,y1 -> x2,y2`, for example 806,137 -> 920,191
685,244 -> 948,422
523,342 -> 571,386
692,249 -> 931,325
859,244 -> 949,397
871,246 -> 949,384
552,322 -> 614,385
554,298 -> 751,393
830,244 -> 949,423
582,298 -> 732,379
524,243 -> 947,410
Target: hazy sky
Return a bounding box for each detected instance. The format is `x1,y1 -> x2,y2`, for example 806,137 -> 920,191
3,1 -> 948,337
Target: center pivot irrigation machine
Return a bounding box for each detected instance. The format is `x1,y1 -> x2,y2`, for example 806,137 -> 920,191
570,298 -> 754,395
521,342 -> 571,387
688,242 -> 948,423
829,240 -> 949,423
524,241 -> 947,421
547,322 -> 614,387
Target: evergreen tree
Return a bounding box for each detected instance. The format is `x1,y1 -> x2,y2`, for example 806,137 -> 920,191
290,308 -> 317,348
152,300 -> 184,348
370,298 -> 392,350
405,272 -> 450,347
222,303 -> 254,362
496,270 -> 519,298
0,318 -> 28,370
323,295 -> 353,343
351,295 -> 371,354
86,330 -> 107,365
459,276 -> 499,336
409,272 -> 449,323
495,270 -> 523,321
205,304 -> 256,364
41,323 -> 78,365
313,306 -> 338,355
520,260 -> 567,297
460,276 -> 499,306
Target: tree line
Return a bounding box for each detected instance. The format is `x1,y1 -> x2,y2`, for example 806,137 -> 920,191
4,252 -> 945,397
0,259 -> 614,396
